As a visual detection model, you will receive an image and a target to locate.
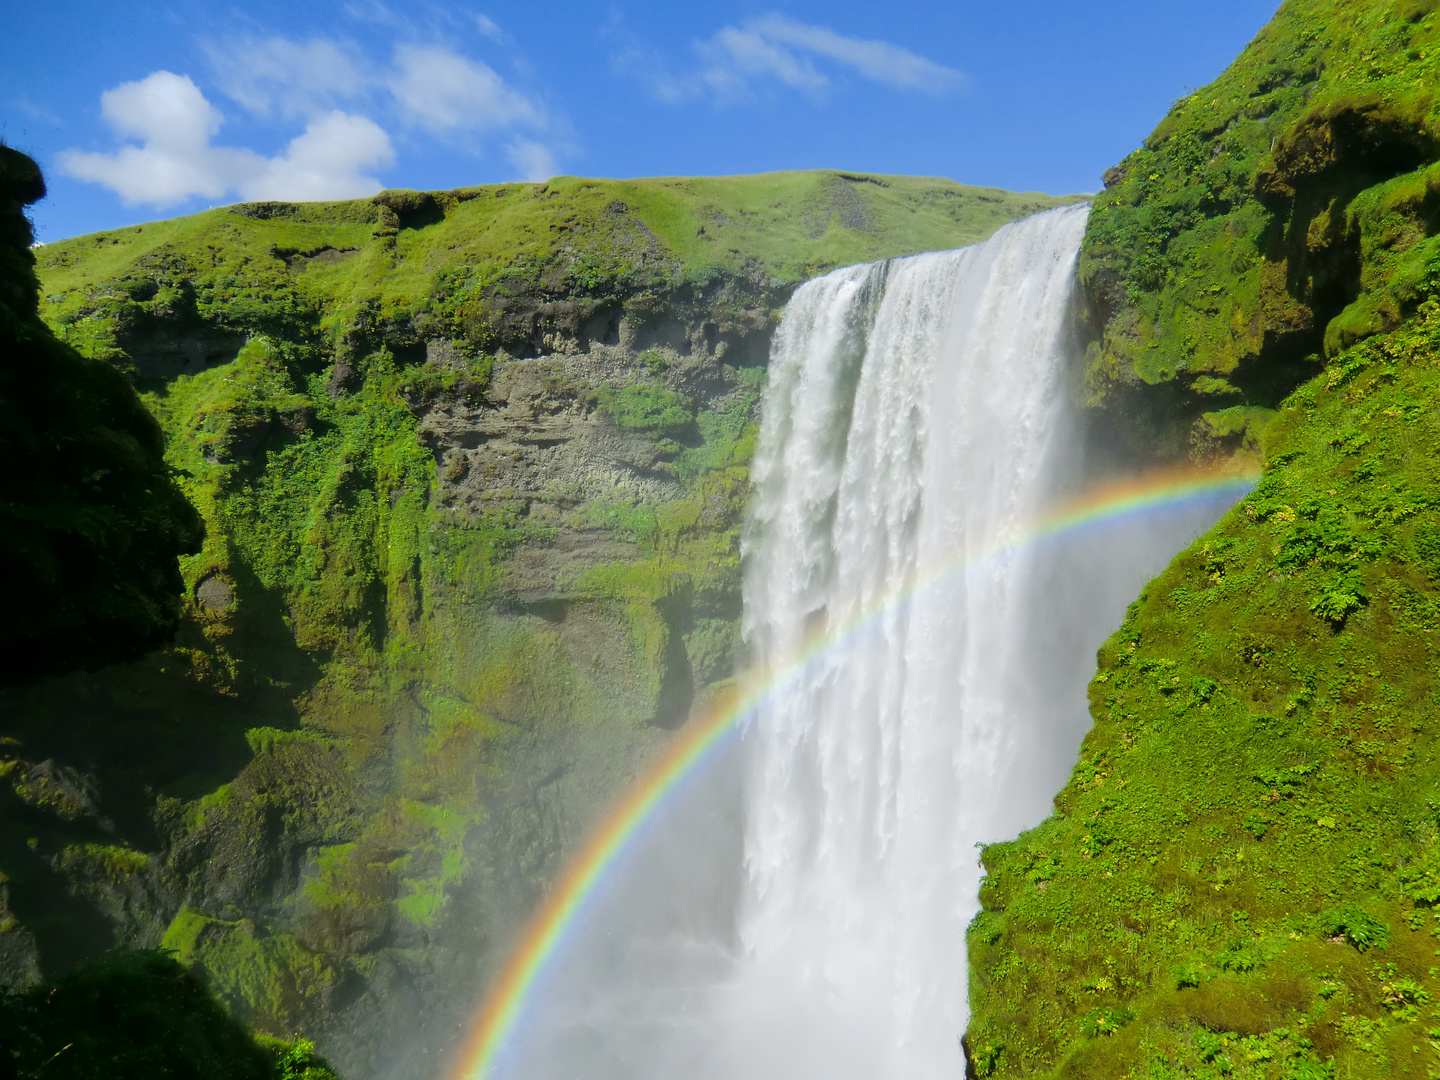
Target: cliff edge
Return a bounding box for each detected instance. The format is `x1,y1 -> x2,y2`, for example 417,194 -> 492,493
3,169 -> 1075,1076
967,2 -> 1440,1077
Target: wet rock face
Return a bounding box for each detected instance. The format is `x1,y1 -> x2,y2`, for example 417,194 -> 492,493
0,737 -> 164,978
194,576 -> 235,612
419,333 -> 759,598
10,759 -> 107,825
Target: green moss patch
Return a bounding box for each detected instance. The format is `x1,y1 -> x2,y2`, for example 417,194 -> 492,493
1080,0 -> 1440,456
969,303 -> 1440,1077
162,907 -> 338,1034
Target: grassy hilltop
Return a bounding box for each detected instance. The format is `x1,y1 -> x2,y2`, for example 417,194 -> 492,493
37,171 -> 1072,336
967,1 -> 1440,1077
3,167 -> 1075,1074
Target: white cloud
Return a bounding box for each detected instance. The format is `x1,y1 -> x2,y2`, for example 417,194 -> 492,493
13,95 -> 66,128
388,43 -> 541,134
207,36 -> 368,118
703,25 -> 828,98
747,15 -> 961,93
632,14 -> 962,104
238,111 -> 395,201
343,0 -> 397,26
59,71 -> 392,208
60,72 -> 249,205
475,14 -> 508,43
99,70 -> 223,150
62,33 -> 564,209
506,139 -> 557,182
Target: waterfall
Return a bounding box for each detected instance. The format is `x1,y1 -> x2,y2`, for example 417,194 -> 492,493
728,203 -> 1088,1078
501,204 -> 1232,1080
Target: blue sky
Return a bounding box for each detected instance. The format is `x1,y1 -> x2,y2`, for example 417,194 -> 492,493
4,1 -> 1281,241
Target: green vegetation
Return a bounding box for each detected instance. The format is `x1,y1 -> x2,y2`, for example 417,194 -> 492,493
1080,0 -> 1440,455
160,907 -> 338,1033
0,145 -> 201,685
35,173 -> 1079,359
970,307 -> 1440,1078
596,381 -> 697,439
0,949 -> 338,1080
968,2 -> 1440,1076
0,167 -> 1068,1071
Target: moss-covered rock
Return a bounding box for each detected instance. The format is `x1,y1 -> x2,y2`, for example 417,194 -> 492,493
0,146 -> 202,685
967,3 -> 1440,1077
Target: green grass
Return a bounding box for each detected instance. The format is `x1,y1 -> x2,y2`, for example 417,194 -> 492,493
596,380 -> 697,438
37,172 -> 1082,334
1079,0 -> 1440,453
970,2 -> 1440,1073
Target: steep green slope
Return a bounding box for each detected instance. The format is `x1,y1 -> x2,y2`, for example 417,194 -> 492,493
0,146 -> 323,1080
1080,0 -> 1440,456
967,2 -> 1440,1077
1,169 -> 1075,1075
0,145 -> 201,685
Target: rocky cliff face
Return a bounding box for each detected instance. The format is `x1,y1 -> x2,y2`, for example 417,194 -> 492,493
1,169 -> 1077,1076
967,3 -> 1440,1078
0,148 -> 335,1080
0,145 -> 201,690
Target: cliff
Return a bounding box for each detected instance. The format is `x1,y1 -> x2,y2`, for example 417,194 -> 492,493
967,1 -> 1440,1077
0,145 -> 201,686
3,168 -> 1077,1075
1079,0 -> 1440,459
0,146 -> 334,1080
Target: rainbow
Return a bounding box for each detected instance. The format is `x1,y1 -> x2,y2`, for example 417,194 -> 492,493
448,463 -> 1260,1080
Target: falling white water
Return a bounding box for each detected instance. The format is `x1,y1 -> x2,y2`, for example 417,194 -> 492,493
728,204 -> 1090,1079
497,204 -> 1235,1080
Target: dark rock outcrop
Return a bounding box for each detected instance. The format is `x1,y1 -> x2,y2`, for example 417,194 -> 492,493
0,146 -> 202,685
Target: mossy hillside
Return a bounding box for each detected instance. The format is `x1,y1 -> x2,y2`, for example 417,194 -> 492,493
185,361 -> 755,1069
967,0 -> 1440,1073
0,336 -> 752,1068
1079,0 -> 1440,457
965,246 -> 1440,1077
5,169 -> 1071,1071
35,172 -> 1080,372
